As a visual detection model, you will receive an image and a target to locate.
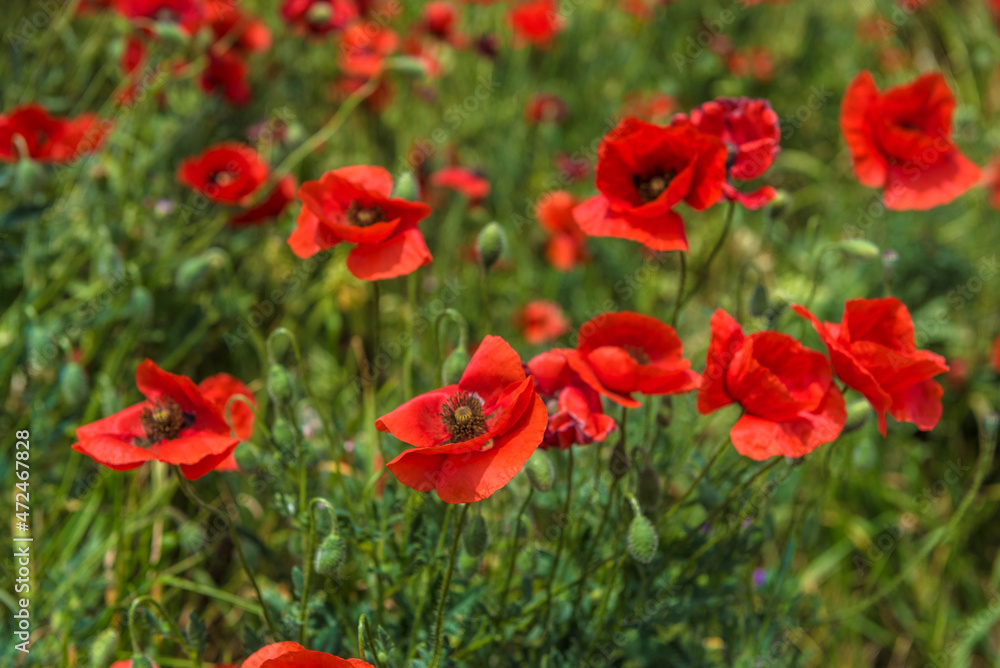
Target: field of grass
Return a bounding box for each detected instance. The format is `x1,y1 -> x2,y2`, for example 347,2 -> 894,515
2,0 -> 1000,666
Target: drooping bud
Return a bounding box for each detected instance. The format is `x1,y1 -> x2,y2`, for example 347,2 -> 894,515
267,364 -> 294,405
627,514 -> 658,564
128,286 -> 154,324
441,347 -> 469,385
837,239 -> 880,261
314,531 -> 346,576
272,418 -> 296,456
476,221 -> 506,271
391,171 -> 420,201
174,255 -> 213,291
525,451 -> 554,492
89,628 -> 119,667
59,362 -> 89,407
463,513 -> 489,557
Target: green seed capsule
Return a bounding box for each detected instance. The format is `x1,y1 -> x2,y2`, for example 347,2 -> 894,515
391,171 -> 420,201
476,222 -> 506,270
314,531 -> 346,576
463,513 -> 489,557
267,364 -> 294,405
627,514 -> 658,564
838,239 -> 880,260
89,628 -> 119,667
525,451 -> 554,493
59,362 -> 89,407
271,418 -> 296,455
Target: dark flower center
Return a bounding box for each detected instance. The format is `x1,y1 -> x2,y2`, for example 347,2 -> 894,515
208,170 -> 236,187
138,397 -> 194,446
623,345 -> 650,365
347,200 -> 385,227
155,8 -> 181,23
440,391 -> 488,442
634,171 -> 674,203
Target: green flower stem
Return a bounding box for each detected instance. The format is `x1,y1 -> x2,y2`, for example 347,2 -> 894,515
403,272 -> 417,399
405,503 -> 453,664
429,504 -> 470,668
358,614 -> 385,668
659,436 -> 730,530
582,556 -> 626,661
677,198 -> 736,312
669,252 -> 687,328
495,486 -> 534,631
128,595 -> 198,663
174,473 -> 279,639
297,499 -> 330,646
541,447 -> 575,629
480,264 -> 493,336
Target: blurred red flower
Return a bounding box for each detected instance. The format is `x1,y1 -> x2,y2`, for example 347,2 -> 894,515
793,298 -> 949,436
576,311 -> 701,405
0,104 -> 109,163
674,97 -> 780,209
243,642 -> 373,668
841,71 -> 981,210
515,300 -> 570,345
114,0 -> 205,33
288,165 -> 433,281
621,91 -> 676,124
431,166 -> 491,203
698,309 -> 846,460
525,93 -> 568,123
422,1 -> 460,41
197,372 -> 256,471
72,360 -> 241,480
281,0 -> 359,35
205,0 -> 272,54
527,350 -> 617,449
508,0 -> 565,47
991,335 -> 1000,373
339,22 -> 399,79
177,142 -> 270,204
535,190 -> 588,271
231,175 -> 297,226
573,117 -> 727,251
378,336 -> 547,503
200,50 -> 252,105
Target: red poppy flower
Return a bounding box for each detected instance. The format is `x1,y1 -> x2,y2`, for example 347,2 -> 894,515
553,152 -> 590,183
422,1 -> 460,40
288,165 -> 433,281
793,298 -> 949,436
231,175 -> 297,226
576,312 -> 700,407
535,190 -> 587,271
981,157 -> 1000,210
0,104 -> 109,164
377,335 -> 548,503
430,166 -> 491,203
515,300 -> 570,345
205,0 -> 272,54
990,0 -> 1000,31
72,360 -> 240,480
197,372 -> 256,471
177,142 -> 269,205
200,50 -> 252,105
572,117 -> 728,252
674,97 -> 780,209
339,22 -> 399,79
698,309 -> 846,460
508,0 -> 565,47
527,350 -> 617,449
110,661 -> 160,668
281,0 -> 358,35
115,0 -> 206,33
841,71 -> 981,210
525,93 -> 568,124
243,642 -> 373,668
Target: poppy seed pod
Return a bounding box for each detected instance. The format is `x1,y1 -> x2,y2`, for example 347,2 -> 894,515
174,255 -> 214,291
268,364 -> 294,405
627,514 -> 658,564
463,513 -> 489,556
59,362 -> 89,407
89,628 -> 119,667
837,239 -> 880,261
525,451 -> 554,492
271,417 -> 296,454
476,221 -> 506,270
314,530 -> 346,576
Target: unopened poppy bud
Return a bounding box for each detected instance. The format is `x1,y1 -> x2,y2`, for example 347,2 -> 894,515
314,530 -> 346,576
392,171 -> 420,201
463,513 -> 489,556
476,222 -> 506,270
843,399 -> 871,434
272,417 -> 296,453
305,1 -> 333,26
749,284 -> 769,318
838,239 -> 880,261
525,451 -> 554,492
767,190 -> 790,221
175,255 -> 213,291
128,286 -> 154,324
441,347 -> 469,385
268,364 -> 294,405
609,438 -> 630,480
89,628 -> 119,667
131,654 -> 154,668
59,362 -> 89,407
385,55 -> 428,79
637,464 -> 661,514
627,514 -> 658,564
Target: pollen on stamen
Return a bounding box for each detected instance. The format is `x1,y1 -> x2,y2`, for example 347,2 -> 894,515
439,391 -> 488,443
136,397 -> 193,447
346,200 -> 385,227
634,171 -> 675,203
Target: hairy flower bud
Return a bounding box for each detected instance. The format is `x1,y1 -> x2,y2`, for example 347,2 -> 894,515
463,513 -> 489,557
476,221 -> 506,270
627,514 -> 658,564
525,451 -> 554,492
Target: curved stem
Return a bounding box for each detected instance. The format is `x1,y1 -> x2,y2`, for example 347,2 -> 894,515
128,595 -> 197,663
175,473 -> 280,638
679,199 -> 736,310
429,504 -> 470,668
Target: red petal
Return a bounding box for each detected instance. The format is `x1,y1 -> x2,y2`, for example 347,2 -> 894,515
888,377 -> 944,431
884,148 -> 981,211
135,360 -> 229,434
345,227 -> 433,281
459,335 -> 529,408
841,71 -> 888,188
376,387 -> 456,448
334,165 -> 394,197
697,309 -> 744,414
198,373 -> 256,441
72,434 -> 157,472
288,206 -> 341,259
